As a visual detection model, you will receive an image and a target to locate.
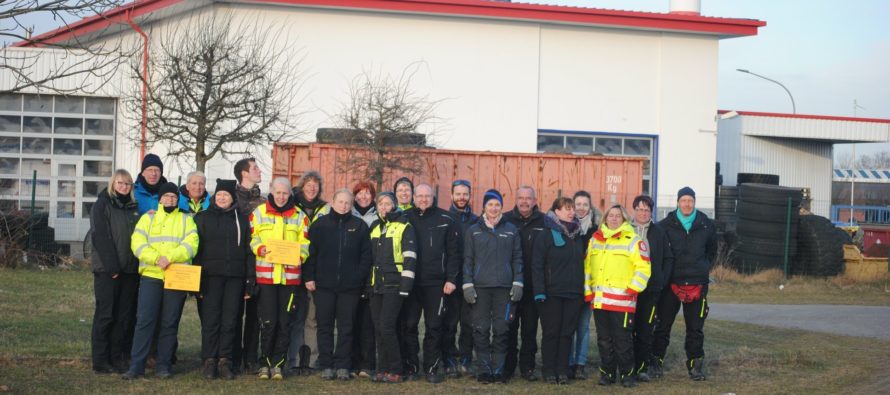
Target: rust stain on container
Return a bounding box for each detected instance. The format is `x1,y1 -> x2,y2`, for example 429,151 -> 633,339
272,143 -> 644,213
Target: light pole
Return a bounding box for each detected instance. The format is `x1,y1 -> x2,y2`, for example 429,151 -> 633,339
737,69 -> 796,114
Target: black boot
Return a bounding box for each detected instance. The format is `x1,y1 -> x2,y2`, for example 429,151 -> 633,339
298,345 -> 312,375
620,370 -> 637,388
598,368 -> 615,386
636,361 -> 650,382
202,358 -> 218,379
688,357 -> 706,381
218,358 -> 234,380
649,357 -> 664,378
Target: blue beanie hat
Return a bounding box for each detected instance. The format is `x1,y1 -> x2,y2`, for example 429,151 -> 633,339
482,189 -> 503,207
677,186 -> 696,201
141,153 -> 163,173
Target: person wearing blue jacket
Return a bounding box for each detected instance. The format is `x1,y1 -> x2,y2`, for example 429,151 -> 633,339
178,171 -> 211,215
133,154 -> 168,215
462,189 -> 523,385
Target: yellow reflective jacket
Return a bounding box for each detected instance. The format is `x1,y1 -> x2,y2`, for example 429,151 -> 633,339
250,201 -> 310,285
131,204 -> 199,281
584,222 -> 651,313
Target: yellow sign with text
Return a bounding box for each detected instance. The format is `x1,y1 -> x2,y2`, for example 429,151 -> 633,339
163,264 -> 202,292
264,239 -> 303,266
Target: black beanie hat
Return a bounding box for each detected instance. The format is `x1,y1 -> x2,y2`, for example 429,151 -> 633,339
677,186 -> 696,201
482,189 -> 503,207
141,153 -> 163,173
393,177 -> 414,194
159,182 -> 179,198
215,179 -> 238,202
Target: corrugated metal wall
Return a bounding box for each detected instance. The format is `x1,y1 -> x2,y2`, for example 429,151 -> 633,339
0,48 -> 124,96
741,115 -> 890,143
738,135 -> 833,217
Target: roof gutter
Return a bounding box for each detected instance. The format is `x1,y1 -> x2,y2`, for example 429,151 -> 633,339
125,8 -> 149,160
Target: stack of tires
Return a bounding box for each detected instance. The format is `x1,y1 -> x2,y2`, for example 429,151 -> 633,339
737,173 -> 780,185
714,185 -> 738,233
796,215 -> 850,276
733,183 -> 802,273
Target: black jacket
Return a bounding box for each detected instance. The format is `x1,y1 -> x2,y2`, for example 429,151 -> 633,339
503,206 -> 546,288
659,210 -> 717,285
532,214 -> 585,299
193,203 -> 255,278
90,190 -> 140,274
634,220 -> 674,294
303,210 -> 372,291
405,206 -> 461,287
369,212 -> 417,294
449,204 -> 478,285
463,215 -> 523,289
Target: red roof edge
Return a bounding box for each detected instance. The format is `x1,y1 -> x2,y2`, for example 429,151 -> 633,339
17,0 -> 764,47
718,110 -> 890,125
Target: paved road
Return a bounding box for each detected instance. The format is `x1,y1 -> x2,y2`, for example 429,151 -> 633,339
710,303 -> 890,341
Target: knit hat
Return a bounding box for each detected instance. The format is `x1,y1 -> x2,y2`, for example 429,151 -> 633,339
141,153 -> 163,173
393,177 -> 414,194
215,179 -> 238,202
482,189 -> 503,207
677,186 -> 696,201
159,182 -> 179,198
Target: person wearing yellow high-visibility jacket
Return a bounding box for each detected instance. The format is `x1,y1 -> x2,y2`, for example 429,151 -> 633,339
584,205 -> 650,389
122,182 -> 199,380
249,177 -> 310,381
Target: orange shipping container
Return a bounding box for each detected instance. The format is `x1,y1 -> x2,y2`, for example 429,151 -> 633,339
272,143 -> 644,214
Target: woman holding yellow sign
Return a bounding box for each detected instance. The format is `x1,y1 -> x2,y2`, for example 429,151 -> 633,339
122,182 -> 199,380
249,177 -> 310,380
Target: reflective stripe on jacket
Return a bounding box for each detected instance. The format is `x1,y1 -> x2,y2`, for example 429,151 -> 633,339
130,204 -> 199,280
584,222 -> 651,313
369,213 -> 417,294
250,201 -> 310,285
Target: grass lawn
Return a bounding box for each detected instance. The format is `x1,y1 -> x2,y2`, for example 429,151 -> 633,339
1,268 -> 889,394
708,266 -> 890,305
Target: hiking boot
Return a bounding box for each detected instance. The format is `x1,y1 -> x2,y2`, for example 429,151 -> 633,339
320,368 -> 335,380
271,367 -> 283,380
218,358 -> 235,380
156,369 -> 172,379
458,358 -> 472,376
93,363 -> 114,374
444,365 -> 460,378
121,371 -> 142,380
557,375 -> 569,385
545,375 -> 558,384
202,358 -> 218,379
492,373 -> 508,384
688,358 -> 706,381
650,358 -> 664,378
426,371 -> 444,384
257,366 -> 270,380
383,373 -> 404,383
637,371 -> 651,382
575,365 -> 587,380
598,369 -> 615,386
477,372 -> 492,384
521,369 -> 538,382
336,368 -> 351,381
244,362 -> 257,375
620,372 -> 637,388
372,372 -> 386,382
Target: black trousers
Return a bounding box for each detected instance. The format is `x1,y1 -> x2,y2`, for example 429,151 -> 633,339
539,296 -> 581,378
632,289 -> 660,373
240,295 -> 260,369
441,291 -> 461,367
351,295 -> 376,371
653,285 -> 709,361
472,287 -> 511,375
594,309 -> 635,377
457,288 -> 474,363
200,276 -> 244,360
370,293 -> 404,374
257,284 -> 297,367
91,272 -> 139,369
505,295 -> 538,375
315,288 -> 361,370
402,286 -> 449,373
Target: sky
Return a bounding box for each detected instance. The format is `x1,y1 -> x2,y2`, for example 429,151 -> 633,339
13,0 -> 890,158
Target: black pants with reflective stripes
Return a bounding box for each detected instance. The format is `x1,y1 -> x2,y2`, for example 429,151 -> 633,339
351,296 -> 376,372
257,284 -> 297,367
472,287 -> 511,375
594,309 -> 635,377
441,291 -> 462,368
239,295 -> 260,369
652,284 -> 709,361
539,296 -> 582,378
370,292 -> 405,374
315,287 -> 361,370
91,272 -> 139,370
505,295 -> 539,376
457,287 -> 474,363
200,276 -> 244,360
401,286 -> 449,373
632,289 -> 660,373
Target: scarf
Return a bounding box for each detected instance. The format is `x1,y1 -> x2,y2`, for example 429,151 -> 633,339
296,192 -> 325,218
677,208 -> 697,233
484,213 -> 502,229
578,212 -> 593,234
136,174 -> 168,195
600,221 -> 631,239
268,194 -> 296,214
450,203 -> 474,223
633,220 -> 651,246
354,201 -> 372,216
545,211 -> 581,239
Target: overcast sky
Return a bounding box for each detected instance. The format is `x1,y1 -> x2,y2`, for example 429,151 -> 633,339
16,0 -> 890,158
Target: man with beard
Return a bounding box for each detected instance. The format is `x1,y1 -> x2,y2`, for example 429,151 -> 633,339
447,179 -> 477,376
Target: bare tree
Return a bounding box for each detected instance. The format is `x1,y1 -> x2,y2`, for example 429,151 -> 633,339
334,64 -> 443,191
1,0 -> 129,94
127,13 -> 305,172
836,151 -> 890,170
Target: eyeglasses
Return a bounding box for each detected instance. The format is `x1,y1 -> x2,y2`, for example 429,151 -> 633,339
114,181 -> 133,187
452,179 -> 471,188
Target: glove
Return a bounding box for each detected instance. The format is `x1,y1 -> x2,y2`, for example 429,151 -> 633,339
510,283 -> 523,303
534,294 -> 546,303
257,246 -> 267,257
463,285 -> 477,304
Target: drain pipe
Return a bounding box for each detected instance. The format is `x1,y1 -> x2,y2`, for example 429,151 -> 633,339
125,8 -> 149,160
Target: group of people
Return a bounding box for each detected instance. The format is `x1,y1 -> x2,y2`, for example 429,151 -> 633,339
89,153 -> 717,387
